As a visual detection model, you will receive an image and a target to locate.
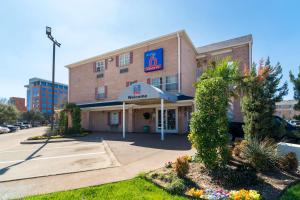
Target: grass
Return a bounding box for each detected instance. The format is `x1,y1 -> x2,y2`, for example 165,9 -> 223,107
279,182 -> 300,200
23,177 -> 189,200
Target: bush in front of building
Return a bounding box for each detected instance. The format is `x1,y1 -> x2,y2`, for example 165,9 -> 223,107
241,58 -> 288,141
277,152 -> 299,173
173,156 -> 189,178
189,58 -> 240,170
189,77 -> 230,169
242,138 -> 278,171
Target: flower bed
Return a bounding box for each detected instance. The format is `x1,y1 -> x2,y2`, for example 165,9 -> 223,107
187,188 -> 260,200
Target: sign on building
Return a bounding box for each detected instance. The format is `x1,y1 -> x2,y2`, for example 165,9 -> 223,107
144,48 -> 163,72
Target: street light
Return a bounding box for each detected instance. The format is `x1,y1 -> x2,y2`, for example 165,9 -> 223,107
46,26 -> 61,133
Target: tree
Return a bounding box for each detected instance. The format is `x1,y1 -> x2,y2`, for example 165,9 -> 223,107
65,103 -> 81,134
0,98 -> 19,124
58,111 -> 68,135
241,58 -> 288,140
21,110 -> 44,124
189,58 -> 239,169
289,65 -> 300,119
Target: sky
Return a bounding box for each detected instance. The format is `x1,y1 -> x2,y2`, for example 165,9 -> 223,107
0,0 -> 299,100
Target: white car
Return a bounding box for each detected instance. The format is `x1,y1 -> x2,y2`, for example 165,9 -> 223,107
0,126 -> 10,134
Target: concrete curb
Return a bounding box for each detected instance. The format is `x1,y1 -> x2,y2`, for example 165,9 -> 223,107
102,138 -> 121,167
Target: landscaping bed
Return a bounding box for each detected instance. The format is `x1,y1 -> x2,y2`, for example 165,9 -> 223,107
146,156 -> 300,200
27,132 -> 89,140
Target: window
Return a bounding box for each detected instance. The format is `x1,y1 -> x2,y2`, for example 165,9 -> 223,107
96,60 -> 105,73
110,112 -> 119,125
151,77 -> 162,89
96,86 -> 106,99
166,75 -> 178,92
119,53 -> 130,67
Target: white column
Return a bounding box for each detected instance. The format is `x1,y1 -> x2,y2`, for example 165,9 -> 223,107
123,101 -> 125,139
161,98 -> 164,141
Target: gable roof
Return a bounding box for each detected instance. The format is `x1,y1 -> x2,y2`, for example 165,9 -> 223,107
66,30 -> 197,69
197,34 -> 252,54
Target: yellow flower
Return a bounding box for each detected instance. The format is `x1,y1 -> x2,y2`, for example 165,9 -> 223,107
187,188 -> 204,198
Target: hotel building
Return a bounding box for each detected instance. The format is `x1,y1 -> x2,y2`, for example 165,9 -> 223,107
25,78 -> 68,113
66,30 -> 252,140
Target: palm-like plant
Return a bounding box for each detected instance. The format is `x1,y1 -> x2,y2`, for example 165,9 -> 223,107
242,138 -> 278,171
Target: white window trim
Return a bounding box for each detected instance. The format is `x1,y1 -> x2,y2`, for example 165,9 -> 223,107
97,86 -> 105,99
96,60 -> 105,73
165,75 -> 178,92
155,107 -> 178,133
119,53 -> 130,67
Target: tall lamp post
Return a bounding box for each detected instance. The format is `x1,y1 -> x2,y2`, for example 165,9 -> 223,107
46,26 -> 61,132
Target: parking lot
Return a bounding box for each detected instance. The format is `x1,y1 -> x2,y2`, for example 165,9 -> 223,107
0,127 -> 119,182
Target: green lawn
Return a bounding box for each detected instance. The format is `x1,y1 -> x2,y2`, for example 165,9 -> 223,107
23,177 -> 189,200
279,182 -> 300,200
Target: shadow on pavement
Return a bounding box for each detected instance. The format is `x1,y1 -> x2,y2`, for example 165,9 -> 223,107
0,139 -> 49,176
93,132 -> 192,150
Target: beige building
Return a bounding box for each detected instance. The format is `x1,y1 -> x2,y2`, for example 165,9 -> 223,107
66,30 -> 252,139
275,100 -> 300,119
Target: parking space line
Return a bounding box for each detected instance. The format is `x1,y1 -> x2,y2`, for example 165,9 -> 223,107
0,152 -> 106,164
0,143 -> 102,154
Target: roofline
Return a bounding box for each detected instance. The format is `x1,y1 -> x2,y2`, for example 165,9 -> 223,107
26,77 -> 68,87
65,30 -> 197,69
197,35 -> 253,56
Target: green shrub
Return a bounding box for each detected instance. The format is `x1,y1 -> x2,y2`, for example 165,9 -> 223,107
189,78 -> 230,169
278,152 -> 298,173
242,138 -> 278,171
165,177 -> 186,194
174,156 -> 189,178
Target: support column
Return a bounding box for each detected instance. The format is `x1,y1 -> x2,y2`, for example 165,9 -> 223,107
161,98 -> 164,141
128,107 -> 133,132
123,102 -> 126,139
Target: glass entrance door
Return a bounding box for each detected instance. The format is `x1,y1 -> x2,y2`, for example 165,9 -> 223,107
157,108 -> 178,133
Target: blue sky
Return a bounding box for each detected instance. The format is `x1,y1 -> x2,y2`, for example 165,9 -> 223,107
0,0 -> 299,100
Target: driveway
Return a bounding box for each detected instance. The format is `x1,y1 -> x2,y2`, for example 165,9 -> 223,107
0,129 -> 193,199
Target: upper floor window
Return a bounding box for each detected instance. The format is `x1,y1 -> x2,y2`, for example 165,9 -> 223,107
119,53 -> 130,67
96,86 -> 106,99
96,60 -> 105,73
151,77 -> 163,89
166,75 -> 178,92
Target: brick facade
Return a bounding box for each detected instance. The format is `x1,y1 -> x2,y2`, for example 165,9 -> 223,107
67,30 -> 251,133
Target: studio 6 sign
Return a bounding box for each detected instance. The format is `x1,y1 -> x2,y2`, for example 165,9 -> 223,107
144,48 -> 163,72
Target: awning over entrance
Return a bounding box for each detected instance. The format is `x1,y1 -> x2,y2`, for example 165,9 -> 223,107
118,82 -> 177,103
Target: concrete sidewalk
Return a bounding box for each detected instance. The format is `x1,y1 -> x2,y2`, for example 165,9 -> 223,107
0,132 -> 193,200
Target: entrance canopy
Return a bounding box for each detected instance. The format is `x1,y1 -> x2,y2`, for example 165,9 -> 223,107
118,82 -> 177,103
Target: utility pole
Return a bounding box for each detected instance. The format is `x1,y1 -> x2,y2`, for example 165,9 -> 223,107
46,26 -> 61,133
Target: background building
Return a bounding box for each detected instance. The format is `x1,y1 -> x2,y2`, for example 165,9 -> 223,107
24,78 -> 68,113
275,100 -> 300,119
9,97 -> 26,112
